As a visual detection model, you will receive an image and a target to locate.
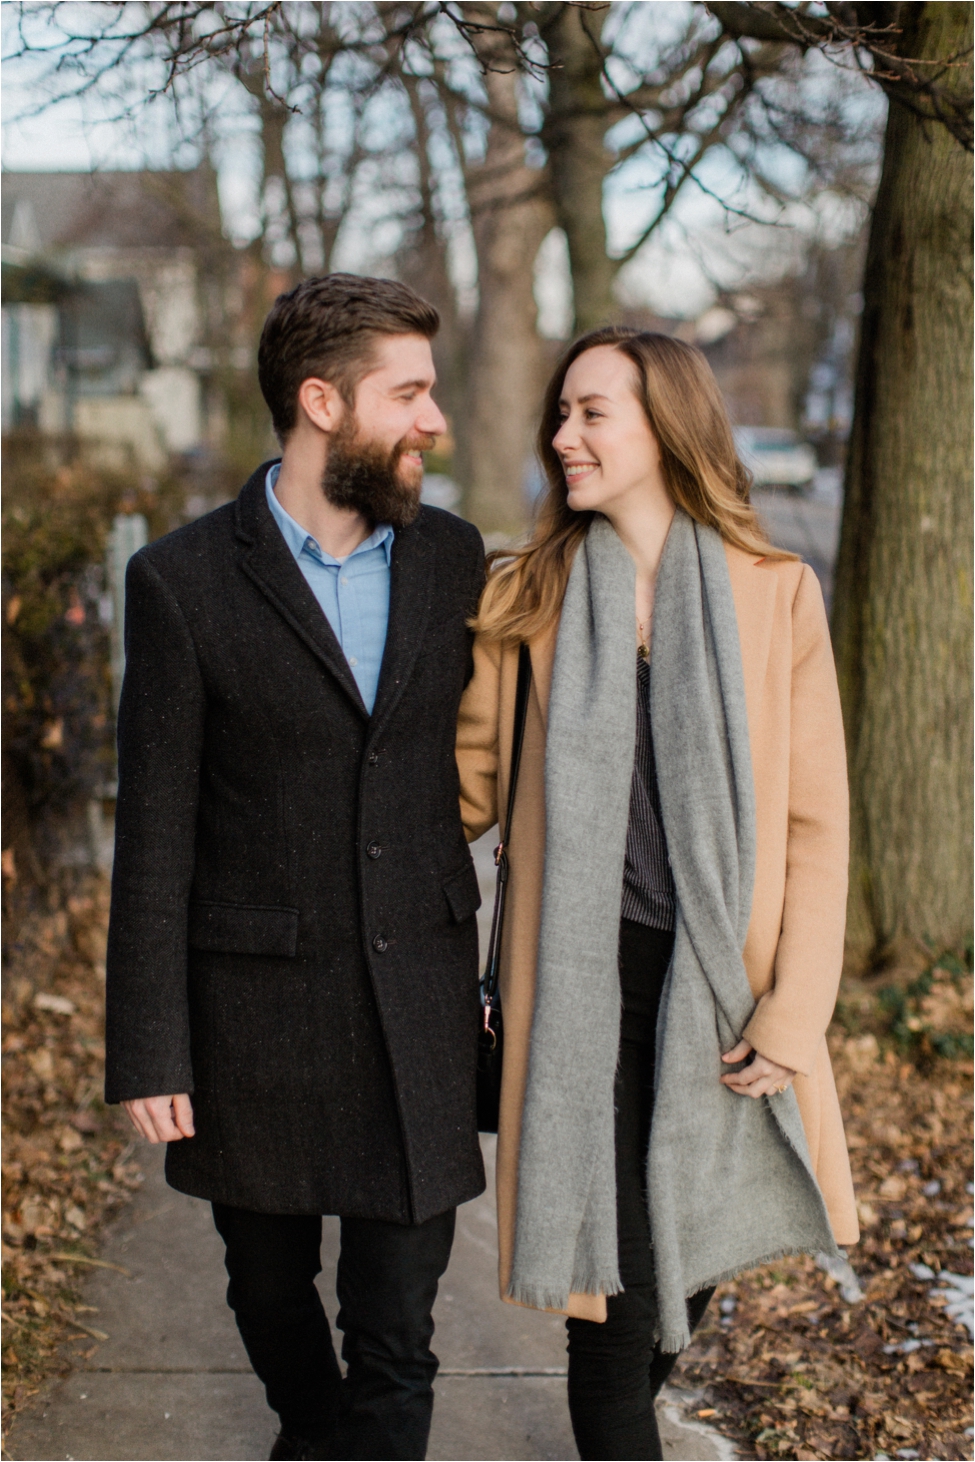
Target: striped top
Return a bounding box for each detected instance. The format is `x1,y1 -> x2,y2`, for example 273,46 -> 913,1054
621,654 -> 676,931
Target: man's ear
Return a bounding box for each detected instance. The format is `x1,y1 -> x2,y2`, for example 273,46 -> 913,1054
296,376 -> 345,434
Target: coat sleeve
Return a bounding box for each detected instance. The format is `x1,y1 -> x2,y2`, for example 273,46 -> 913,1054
456,632 -> 503,843
104,551 -> 205,1104
742,565 -> 850,1076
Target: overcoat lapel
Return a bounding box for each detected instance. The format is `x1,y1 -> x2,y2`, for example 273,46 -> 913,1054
369,517 -> 435,740
234,465 -> 368,718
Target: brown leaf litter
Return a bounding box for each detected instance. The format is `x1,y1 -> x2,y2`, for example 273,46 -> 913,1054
2,874 -> 138,1446
671,1038 -> 974,1460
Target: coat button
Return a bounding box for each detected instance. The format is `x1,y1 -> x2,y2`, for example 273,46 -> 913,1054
372,934 -> 388,953
368,752 -> 379,766
366,841 -> 382,859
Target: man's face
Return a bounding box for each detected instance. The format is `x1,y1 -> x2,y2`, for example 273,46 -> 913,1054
321,333 -> 447,529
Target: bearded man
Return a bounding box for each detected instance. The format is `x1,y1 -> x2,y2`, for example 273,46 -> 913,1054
105,275 -> 486,1462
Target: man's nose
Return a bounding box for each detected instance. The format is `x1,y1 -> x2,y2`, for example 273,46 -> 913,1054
417,397 -> 448,438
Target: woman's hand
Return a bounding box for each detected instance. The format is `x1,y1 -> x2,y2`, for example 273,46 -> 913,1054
720,1040 -> 795,1099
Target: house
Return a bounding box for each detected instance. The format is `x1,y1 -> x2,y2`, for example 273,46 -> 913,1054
1,166 -> 228,469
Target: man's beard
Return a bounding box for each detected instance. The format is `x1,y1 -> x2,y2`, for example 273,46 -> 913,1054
321,416 -> 432,530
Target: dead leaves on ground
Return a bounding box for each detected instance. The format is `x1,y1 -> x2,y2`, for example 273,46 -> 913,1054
2,875 -> 138,1442
672,1042 -> 974,1460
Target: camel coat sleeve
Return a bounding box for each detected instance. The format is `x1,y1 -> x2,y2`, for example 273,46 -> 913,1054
457,634 -> 502,843
742,565 -> 850,1078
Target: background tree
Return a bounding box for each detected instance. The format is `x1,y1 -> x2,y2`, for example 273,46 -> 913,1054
7,1 -> 969,966
706,2 -> 973,969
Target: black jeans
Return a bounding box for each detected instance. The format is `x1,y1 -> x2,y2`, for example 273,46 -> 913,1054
212,1202 -> 455,1461
566,920 -> 714,1461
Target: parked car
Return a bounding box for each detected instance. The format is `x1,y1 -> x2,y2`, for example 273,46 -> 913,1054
734,426 -> 817,493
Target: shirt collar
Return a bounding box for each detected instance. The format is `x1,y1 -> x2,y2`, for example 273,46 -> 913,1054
265,463 -> 394,567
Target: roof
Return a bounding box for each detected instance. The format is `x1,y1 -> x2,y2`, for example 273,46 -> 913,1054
1,165 -> 222,254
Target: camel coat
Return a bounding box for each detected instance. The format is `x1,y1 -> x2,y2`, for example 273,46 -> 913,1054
457,542 -> 859,1322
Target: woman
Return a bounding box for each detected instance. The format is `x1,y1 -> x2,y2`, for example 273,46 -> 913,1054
457,327 -> 858,1461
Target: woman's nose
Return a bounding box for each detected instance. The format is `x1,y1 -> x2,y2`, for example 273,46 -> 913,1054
552,417 -> 576,452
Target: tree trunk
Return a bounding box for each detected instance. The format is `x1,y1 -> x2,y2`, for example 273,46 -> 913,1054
831,3 -> 973,969
456,64 -> 552,537
398,76 -> 464,429
539,2 -> 618,333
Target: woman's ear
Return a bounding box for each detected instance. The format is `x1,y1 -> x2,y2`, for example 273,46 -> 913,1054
296,376 -> 346,435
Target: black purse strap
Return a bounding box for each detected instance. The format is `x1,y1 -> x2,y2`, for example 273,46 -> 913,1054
481,643 -> 533,1015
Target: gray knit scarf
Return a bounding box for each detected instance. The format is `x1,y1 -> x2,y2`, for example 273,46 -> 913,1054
508,511 -> 839,1350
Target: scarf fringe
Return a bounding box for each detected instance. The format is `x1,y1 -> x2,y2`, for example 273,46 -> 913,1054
505,1277 -> 623,1311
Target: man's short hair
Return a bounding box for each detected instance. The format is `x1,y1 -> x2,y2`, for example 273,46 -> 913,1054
258,273 -> 440,440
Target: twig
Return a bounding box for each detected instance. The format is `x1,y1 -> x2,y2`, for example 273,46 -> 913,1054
49,1252 -> 132,1277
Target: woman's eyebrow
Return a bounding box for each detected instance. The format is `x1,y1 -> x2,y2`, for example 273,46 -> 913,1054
559,392 -> 612,407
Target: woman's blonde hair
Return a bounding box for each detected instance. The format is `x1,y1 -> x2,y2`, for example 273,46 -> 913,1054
473,326 -> 794,642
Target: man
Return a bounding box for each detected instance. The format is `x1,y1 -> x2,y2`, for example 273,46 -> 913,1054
105,274 -> 486,1462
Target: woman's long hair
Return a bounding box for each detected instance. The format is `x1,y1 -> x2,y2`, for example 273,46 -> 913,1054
473,326 -> 794,643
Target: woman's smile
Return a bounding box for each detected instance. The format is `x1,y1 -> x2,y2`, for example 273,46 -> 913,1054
563,460 -> 598,482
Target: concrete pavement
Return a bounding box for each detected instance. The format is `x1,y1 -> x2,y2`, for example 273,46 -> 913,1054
7,1135 -> 732,1461
752,480 -> 842,606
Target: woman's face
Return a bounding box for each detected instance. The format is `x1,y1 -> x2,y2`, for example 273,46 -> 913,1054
553,345 -> 664,515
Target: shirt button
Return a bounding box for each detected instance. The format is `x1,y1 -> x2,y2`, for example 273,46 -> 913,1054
366,841 -> 382,859
349,656 -> 358,667
372,934 -> 388,953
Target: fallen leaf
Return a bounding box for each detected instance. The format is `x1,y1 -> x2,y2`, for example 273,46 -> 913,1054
935,1347 -> 972,1373
33,993 -> 75,1017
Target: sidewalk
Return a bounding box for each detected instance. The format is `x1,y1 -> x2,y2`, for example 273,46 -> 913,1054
751,482 -> 841,606
6,1134 -> 732,1461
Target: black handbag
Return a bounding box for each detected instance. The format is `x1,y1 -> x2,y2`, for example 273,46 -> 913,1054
476,643 -> 533,1135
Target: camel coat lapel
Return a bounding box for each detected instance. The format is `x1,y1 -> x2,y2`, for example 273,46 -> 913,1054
456,543 -> 858,1321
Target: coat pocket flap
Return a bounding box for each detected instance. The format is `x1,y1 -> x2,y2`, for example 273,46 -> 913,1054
442,861 -> 482,924
188,901 -> 299,957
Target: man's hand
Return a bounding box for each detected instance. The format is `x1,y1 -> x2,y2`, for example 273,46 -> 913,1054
720,1040 -> 795,1099
123,1094 -> 195,1143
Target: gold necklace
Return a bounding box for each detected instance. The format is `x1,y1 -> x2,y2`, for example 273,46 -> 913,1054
637,616 -> 650,660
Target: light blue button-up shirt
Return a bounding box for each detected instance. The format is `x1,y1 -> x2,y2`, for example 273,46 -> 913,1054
265,464 -> 393,713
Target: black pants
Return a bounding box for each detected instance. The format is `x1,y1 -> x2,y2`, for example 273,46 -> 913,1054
212,1202 -> 455,1460
566,921 -> 714,1461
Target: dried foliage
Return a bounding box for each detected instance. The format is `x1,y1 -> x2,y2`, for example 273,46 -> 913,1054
1,439 -> 187,848
1,872 -> 138,1446
2,453 -> 118,836
672,1037 -> 975,1461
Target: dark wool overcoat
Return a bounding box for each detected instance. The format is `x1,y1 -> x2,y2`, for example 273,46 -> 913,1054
105,462 -> 486,1225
